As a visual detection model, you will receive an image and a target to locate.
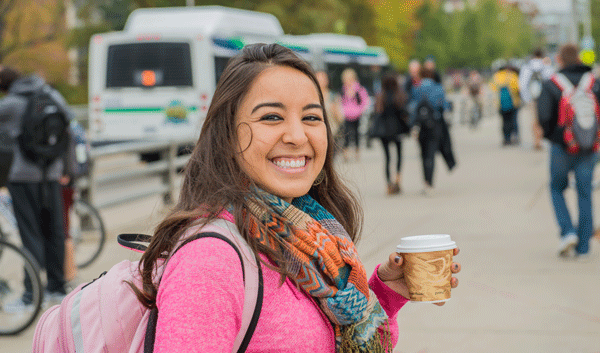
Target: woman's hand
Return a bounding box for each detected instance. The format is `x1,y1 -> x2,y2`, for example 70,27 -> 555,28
377,248 -> 461,306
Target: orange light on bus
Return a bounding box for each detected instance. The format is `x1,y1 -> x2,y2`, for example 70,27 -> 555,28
141,70 -> 156,87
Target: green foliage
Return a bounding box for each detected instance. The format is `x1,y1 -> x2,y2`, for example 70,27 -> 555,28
54,82 -> 88,105
412,0 -> 536,71
592,0 -> 600,55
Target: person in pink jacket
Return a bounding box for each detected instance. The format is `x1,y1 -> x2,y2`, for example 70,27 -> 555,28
130,43 -> 461,353
340,68 -> 370,161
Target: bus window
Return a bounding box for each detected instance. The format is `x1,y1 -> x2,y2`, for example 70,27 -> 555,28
214,56 -> 232,85
106,42 -> 193,88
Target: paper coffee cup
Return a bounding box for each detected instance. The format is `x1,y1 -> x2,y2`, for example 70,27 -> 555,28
396,234 -> 457,303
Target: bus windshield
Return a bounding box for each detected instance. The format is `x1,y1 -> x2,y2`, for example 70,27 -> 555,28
106,42 -> 193,88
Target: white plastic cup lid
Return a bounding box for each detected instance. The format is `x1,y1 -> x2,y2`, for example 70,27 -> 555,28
396,234 -> 457,253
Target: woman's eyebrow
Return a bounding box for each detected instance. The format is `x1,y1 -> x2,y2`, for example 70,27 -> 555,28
251,102 -> 284,113
303,103 -> 323,111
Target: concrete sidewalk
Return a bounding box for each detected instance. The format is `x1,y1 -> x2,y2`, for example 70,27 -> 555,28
5,107 -> 600,352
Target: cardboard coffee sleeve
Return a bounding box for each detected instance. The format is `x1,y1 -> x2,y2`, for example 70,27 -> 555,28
397,234 -> 457,303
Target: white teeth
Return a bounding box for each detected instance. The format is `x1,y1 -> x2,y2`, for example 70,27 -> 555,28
274,158 -> 305,169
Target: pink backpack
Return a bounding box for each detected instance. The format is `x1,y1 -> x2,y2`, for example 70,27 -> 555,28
32,219 -> 263,353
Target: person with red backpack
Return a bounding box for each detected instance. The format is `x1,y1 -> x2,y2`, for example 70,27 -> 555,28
537,44 -> 600,261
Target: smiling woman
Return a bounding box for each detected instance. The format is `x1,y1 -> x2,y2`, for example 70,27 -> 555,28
126,43 -> 461,353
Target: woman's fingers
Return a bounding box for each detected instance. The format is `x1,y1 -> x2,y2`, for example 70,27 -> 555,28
390,252 -> 403,267
453,247 -> 460,256
451,277 -> 459,288
451,262 -> 461,273
378,253 -> 404,282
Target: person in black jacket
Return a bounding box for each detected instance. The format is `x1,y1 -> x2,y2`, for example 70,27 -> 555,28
372,73 -> 409,194
537,44 -> 600,261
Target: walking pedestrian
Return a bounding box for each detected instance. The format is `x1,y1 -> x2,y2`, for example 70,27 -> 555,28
423,56 -> 442,84
404,59 -> 421,98
409,67 -> 451,195
370,73 -> 409,195
423,57 -> 457,170
340,68 -> 370,161
519,48 -> 554,150
491,60 -> 521,145
537,44 -> 600,261
467,70 -> 483,128
0,66 -> 73,307
131,43 -> 461,352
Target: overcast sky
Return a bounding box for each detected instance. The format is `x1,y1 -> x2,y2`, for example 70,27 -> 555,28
530,0 -> 570,13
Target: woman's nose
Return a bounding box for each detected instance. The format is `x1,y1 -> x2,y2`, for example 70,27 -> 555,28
281,119 -> 308,145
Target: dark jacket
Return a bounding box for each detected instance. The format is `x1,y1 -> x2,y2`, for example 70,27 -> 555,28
537,64 -> 600,149
0,75 -> 73,182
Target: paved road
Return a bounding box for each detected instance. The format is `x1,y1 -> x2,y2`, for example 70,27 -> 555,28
5,105 -> 600,352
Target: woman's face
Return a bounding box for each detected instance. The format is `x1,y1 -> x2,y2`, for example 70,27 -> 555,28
235,65 -> 328,202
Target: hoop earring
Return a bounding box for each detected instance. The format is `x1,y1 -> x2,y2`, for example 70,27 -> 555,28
313,170 -> 326,186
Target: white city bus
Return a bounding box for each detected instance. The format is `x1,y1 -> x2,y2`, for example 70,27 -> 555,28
87,6 -> 284,146
278,33 -> 390,96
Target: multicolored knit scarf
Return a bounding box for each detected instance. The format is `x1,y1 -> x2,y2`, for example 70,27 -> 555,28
241,188 -> 391,352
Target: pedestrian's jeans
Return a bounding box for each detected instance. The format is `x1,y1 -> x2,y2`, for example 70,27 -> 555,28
500,109 -> 518,143
549,143 -> 596,254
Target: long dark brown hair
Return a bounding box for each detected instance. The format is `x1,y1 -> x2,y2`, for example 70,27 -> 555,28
132,43 -> 364,308
375,72 -> 407,114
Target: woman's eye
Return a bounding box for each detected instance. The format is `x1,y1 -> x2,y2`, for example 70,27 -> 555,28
259,114 -> 282,122
304,115 -> 323,122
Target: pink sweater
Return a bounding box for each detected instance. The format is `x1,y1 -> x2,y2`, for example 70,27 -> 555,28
155,237 -> 408,352
341,82 -> 371,121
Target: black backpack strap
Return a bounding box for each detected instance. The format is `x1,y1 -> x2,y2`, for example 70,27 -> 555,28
142,232 -> 263,353
117,233 -> 153,252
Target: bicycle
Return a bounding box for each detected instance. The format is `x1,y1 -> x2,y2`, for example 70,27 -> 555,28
0,238 -> 44,335
0,188 -> 106,270
69,191 -> 106,268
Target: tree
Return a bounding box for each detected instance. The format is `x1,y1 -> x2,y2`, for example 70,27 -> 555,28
410,0 -> 535,71
372,0 -> 421,70
0,0 -> 70,84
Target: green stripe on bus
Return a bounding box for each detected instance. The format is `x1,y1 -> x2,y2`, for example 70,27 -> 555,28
104,107 -> 199,113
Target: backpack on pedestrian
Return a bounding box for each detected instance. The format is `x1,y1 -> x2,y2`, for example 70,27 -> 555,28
528,69 -> 543,101
32,219 -> 264,353
551,72 -> 600,154
17,85 -> 70,168
369,93 -> 408,138
498,86 -> 515,113
415,96 -> 438,129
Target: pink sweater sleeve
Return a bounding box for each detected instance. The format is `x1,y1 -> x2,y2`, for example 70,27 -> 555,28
154,237 -> 245,353
369,265 -> 409,348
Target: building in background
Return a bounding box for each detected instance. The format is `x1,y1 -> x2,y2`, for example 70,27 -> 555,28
533,11 -> 573,53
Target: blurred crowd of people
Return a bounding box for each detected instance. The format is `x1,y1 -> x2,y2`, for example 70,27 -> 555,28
317,57 -> 457,196
320,43 -> 600,262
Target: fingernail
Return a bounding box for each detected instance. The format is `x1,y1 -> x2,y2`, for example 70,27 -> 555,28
453,264 -> 458,270
394,256 -> 401,263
